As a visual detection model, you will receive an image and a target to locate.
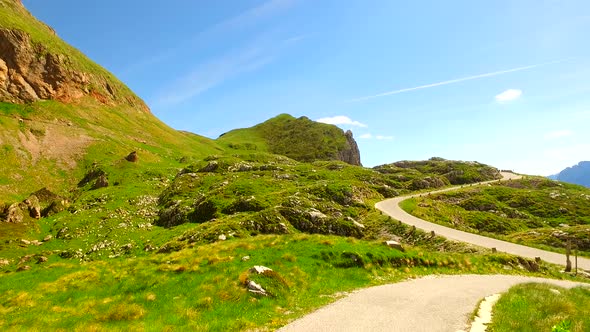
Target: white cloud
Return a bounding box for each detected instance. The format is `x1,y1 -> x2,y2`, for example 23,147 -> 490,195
495,89 -> 522,102
348,59 -> 567,103
544,130 -> 573,140
358,133 -> 393,140
376,135 -> 394,140
316,116 -> 367,128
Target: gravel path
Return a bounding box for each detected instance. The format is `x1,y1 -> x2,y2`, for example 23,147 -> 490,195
279,274 -> 587,332
375,172 -> 590,270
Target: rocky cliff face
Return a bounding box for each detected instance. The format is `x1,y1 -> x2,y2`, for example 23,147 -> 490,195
0,6 -> 148,111
338,130 -> 362,166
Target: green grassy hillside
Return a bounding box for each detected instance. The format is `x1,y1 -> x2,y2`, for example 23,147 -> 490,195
218,114 -> 354,163
1,1 -> 589,330
0,0 -> 141,106
402,177 -> 590,255
0,0 -> 224,201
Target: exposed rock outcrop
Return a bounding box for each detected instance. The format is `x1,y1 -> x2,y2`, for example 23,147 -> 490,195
338,130 -> 362,166
1,194 -> 41,222
0,26 -> 149,111
125,151 -> 138,162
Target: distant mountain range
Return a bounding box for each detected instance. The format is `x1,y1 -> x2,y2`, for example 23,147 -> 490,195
549,161 -> 590,187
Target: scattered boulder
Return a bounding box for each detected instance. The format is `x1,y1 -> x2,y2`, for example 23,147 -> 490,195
144,244 -> 157,252
384,240 -> 405,252
36,256 -> 48,263
23,195 -> 41,219
125,151 -> 138,162
92,174 -> 109,189
18,254 -> 33,265
156,202 -> 192,228
516,257 -> 539,272
17,265 -> 31,272
42,199 -> 68,217
308,209 -> 327,221
218,234 -> 227,241
0,259 -> 10,267
199,161 -> 219,172
78,168 -> 107,187
249,265 -> 272,274
247,280 -> 268,296
43,234 -> 53,242
241,256 -> 250,262
32,187 -> 60,202
6,203 -> 24,223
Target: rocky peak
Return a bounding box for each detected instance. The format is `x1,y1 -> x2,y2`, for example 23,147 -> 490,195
338,130 -> 362,166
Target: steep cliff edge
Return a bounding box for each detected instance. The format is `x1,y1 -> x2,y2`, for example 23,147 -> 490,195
0,0 -> 148,111
339,130 -> 362,166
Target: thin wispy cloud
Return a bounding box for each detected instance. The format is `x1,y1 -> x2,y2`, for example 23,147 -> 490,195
152,47 -> 274,106
495,89 -> 522,102
316,115 -> 367,127
348,59 -> 567,103
122,0 -> 298,75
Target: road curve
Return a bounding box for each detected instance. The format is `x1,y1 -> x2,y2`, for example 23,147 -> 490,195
375,172 -> 590,271
279,274 -> 587,332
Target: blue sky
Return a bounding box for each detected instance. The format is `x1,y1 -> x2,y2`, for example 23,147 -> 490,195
23,0 -> 590,175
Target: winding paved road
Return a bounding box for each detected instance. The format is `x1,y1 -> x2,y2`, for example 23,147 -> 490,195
375,172 -> 590,271
279,275 -> 587,332
279,173 -> 590,331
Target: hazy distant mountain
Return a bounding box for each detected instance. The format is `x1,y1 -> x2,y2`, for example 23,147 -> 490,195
549,161 -> 590,187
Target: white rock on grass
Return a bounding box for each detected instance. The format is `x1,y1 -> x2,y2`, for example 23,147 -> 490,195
247,280 -> 267,296
249,265 -> 272,274
384,240 -> 404,251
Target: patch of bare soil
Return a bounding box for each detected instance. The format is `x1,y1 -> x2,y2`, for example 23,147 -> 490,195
17,121 -> 93,169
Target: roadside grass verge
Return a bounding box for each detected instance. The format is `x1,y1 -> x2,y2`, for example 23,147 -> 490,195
0,233 -> 579,331
489,283 -> 590,332
400,178 -> 590,257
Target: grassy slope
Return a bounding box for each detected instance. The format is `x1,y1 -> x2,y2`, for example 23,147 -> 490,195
0,0 -> 137,100
1,2 -> 588,329
0,0 -> 225,201
402,177 -> 590,255
2,154 -> 587,330
489,283 -> 590,332
0,234 -> 582,331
